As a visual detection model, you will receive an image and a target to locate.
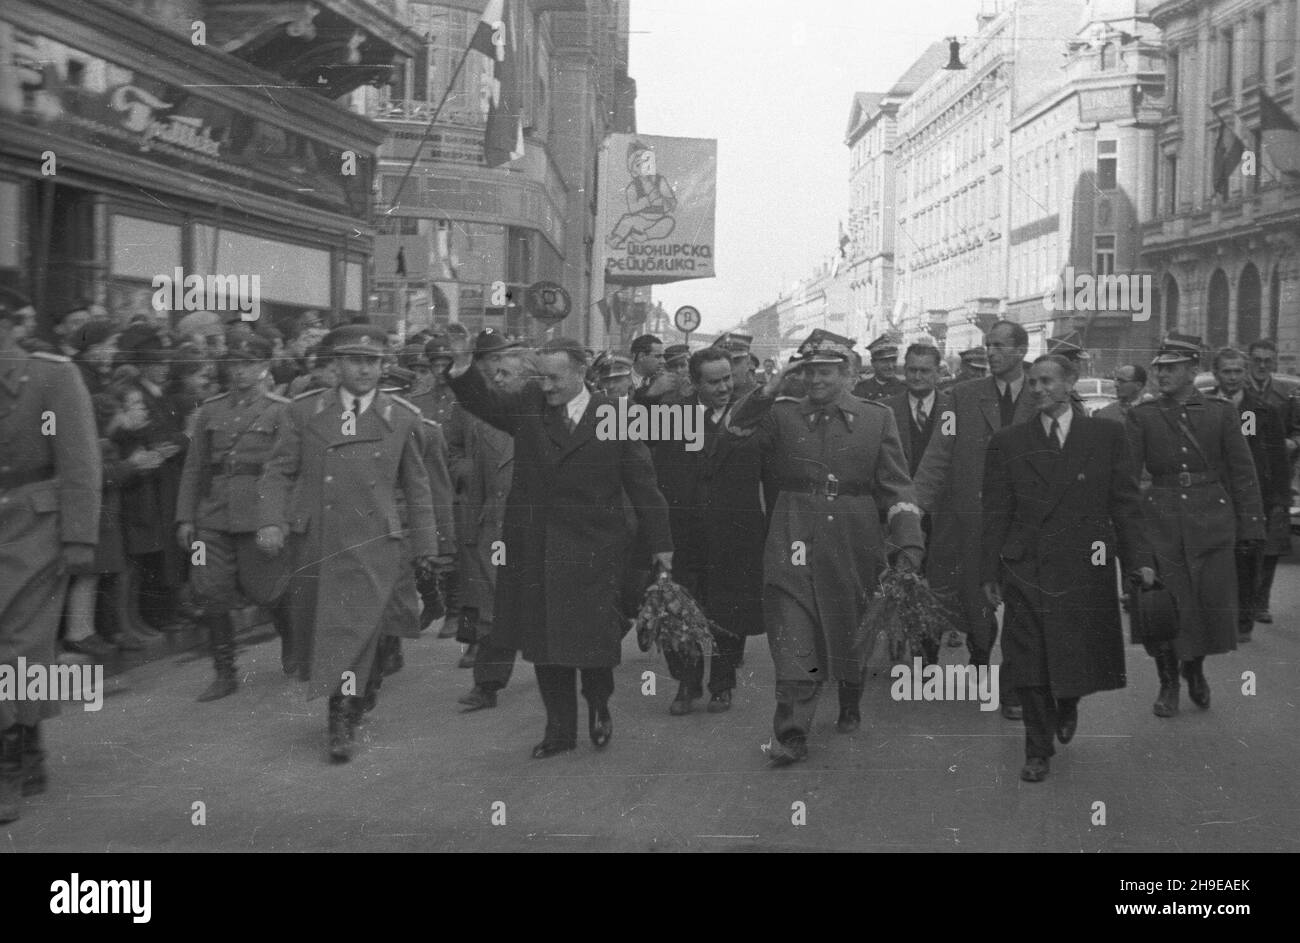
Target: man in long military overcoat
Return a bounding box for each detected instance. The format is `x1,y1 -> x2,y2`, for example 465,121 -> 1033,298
0,288 -> 101,823
729,333 -> 924,765
1125,335 -> 1264,718
257,326 -> 440,762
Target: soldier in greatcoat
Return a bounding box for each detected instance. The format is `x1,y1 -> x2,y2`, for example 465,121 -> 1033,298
257,326 -> 440,762
0,288 -> 101,823
1125,335 -> 1265,718
728,333 -> 924,766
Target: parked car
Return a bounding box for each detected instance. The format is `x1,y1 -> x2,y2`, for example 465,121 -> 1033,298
1075,377 -> 1117,415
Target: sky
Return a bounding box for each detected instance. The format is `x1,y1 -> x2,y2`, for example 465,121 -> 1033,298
628,0 -> 996,334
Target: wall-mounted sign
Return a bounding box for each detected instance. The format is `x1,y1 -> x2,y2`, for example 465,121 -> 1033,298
526,280 -> 570,323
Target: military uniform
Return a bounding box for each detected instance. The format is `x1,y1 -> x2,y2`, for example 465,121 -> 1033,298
1246,373 -> 1299,620
0,345 -> 101,822
176,376 -> 294,697
1126,338 -> 1264,717
729,336 -> 924,764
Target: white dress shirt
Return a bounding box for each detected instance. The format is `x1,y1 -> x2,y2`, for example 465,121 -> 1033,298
340,388 -> 377,416
996,376 -> 1024,402
909,390 -> 936,427
565,386 -> 591,428
1040,407 -> 1073,447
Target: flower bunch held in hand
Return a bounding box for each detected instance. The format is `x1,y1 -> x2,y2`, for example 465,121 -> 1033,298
633,574 -> 733,664
855,564 -> 956,661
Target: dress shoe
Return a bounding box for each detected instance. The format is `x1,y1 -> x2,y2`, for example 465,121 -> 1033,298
1001,703 -> 1023,721
835,707 -> 861,734
439,610 -> 463,639
457,644 -> 478,669
1238,629 -> 1252,643
1055,703 -> 1078,744
62,634 -> 117,659
588,703 -> 613,748
669,683 -> 696,716
458,686 -> 498,711
196,676 -> 237,702
1255,610 -> 1273,624
530,739 -> 576,759
764,737 -> 808,767
1182,661 -> 1210,709
706,690 -> 732,713
1020,757 -> 1049,782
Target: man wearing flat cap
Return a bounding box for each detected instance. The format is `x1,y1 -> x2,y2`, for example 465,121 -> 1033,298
177,333 -> 294,699
1126,334 -> 1264,720
257,325 -> 444,762
729,332 -> 924,765
0,288 -> 101,824
853,334 -> 906,402
447,336 -> 673,758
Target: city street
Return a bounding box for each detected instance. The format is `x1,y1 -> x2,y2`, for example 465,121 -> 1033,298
9,562 -> 1299,853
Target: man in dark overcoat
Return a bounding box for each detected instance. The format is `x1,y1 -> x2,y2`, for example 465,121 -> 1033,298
649,347 -> 765,716
982,355 -> 1153,783
257,326 -> 440,762
447,337 -> 673,759
729,335 -> 924,765
913,320 -> 1036,718
1126,334 -> 1264,718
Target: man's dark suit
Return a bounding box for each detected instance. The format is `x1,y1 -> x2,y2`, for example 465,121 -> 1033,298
448,366 -> 672,749
885,389 -> 949,477
648,392 -> 765,701
982,411 -> 1151,760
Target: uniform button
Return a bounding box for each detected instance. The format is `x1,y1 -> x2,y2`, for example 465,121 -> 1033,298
827,515 -> 834,521
374,452 -> 382,458
1181,494 -> 1187,500
325,504 -> 332,510
324,475 -> 333,483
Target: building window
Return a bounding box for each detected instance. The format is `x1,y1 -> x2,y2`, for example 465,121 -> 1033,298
1250,10 -> 1267,83
1094,235 -> 1116,276
1281,2 -> 1298,72
1168,50 -> 1179,109
1097,140 -> 1118,190
1100,42 -> 1113,70
1165,154 -> 1178,215
1219,27 -> 1234,97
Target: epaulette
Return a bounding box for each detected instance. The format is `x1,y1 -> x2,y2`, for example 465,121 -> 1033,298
202,391 -> 230,404
389,394 -> 422,415
293,388 -> 327,401
420,417 -> 442,429
264,391 -> 291,404
855,397 -> 890,411
30,350 -> 71,363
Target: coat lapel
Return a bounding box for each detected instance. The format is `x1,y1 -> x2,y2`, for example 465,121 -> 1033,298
978,378 -> 1002,433
555,395 -> 602,463
1038,411 -> 1091,522
310,389 -> 386,448
1022,415 -> 1057,486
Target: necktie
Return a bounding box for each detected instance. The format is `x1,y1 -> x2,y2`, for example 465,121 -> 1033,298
1049,417 -> 1062,451
999,383 -> 1014,427
915,401 -> 928,431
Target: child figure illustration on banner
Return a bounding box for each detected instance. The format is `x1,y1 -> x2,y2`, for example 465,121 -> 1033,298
606,139 -> 677,249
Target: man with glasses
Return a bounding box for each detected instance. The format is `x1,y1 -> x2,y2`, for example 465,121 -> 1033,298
1245,339 -> 1298,624
1095,365 -> 1148,424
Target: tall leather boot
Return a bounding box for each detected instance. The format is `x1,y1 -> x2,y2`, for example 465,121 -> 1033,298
19,724 -> 46,797
1182,656 -> 1210,709
0,726 -> 22,824
836,680 -> 863,733
328,694 -> 354,762
438,569 -> 460,638
197,612 -> 238,702
1153,646 -> 1180,718
378,635 -> 403,677
270,598 -> 296,677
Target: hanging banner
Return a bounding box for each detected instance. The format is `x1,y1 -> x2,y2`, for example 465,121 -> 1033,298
598,133 -> 716,286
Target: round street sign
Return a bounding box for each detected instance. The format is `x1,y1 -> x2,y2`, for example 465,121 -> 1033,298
526,280 -> 572,323
674,305 -> 701,333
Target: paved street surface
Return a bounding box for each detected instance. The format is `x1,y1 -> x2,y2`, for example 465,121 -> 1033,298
8,562 -> 1299,853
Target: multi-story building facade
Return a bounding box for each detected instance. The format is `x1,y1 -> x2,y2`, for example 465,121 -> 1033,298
1143,0 -> 1300,369
0,0 -> 417,331
842,44 -> 947,346
359,0 -> 634,343
894,0 -> 1085,356
1007,0 -> 1167,374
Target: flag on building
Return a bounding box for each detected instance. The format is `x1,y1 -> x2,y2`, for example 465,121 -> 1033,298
1258,88 -> 1300,178
472,0 -> 525,167
1212,119 -> 1245,197
838,220 -> 850,258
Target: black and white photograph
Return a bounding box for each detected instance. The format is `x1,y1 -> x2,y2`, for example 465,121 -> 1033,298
0,0 -> 1298,882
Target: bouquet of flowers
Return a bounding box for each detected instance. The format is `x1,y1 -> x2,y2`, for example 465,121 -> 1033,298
633,573 -> 734,664
854,564 -> 956,663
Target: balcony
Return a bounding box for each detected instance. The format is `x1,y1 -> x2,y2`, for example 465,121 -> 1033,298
203,0 -> 423,98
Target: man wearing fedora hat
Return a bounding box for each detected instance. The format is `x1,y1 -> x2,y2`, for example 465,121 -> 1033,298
257,325 -> 443,762
1126,334 -> 1265,718
176,333 -> 295,698
729,331 -> 924,765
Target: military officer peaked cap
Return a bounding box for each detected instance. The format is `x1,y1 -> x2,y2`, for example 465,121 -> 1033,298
424,334 -> 455,363
399,342 -> 431,369
328,324 -> 386,357
959,347 -> 989,368
602,354 -> 634,378
664,343 -> 690,366
867,333 -> 900,360
712,332 -> 754,359
1151,332 -> 1203,366
1046,335 -> 1089,364
473,327 -> 523,359
227,333 -> 273,361
796,329 -> 853,366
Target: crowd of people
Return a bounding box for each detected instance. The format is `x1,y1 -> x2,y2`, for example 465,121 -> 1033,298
1,283 -> 1296,823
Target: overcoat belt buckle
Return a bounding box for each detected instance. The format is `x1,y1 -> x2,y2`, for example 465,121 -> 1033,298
825,473 -> 839,500
1178,471 -> 1191,487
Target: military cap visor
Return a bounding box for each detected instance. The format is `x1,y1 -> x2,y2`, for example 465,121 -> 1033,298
1151,333 -> 1203,365
329,325 -> 386,357
227,335 -> 274,361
